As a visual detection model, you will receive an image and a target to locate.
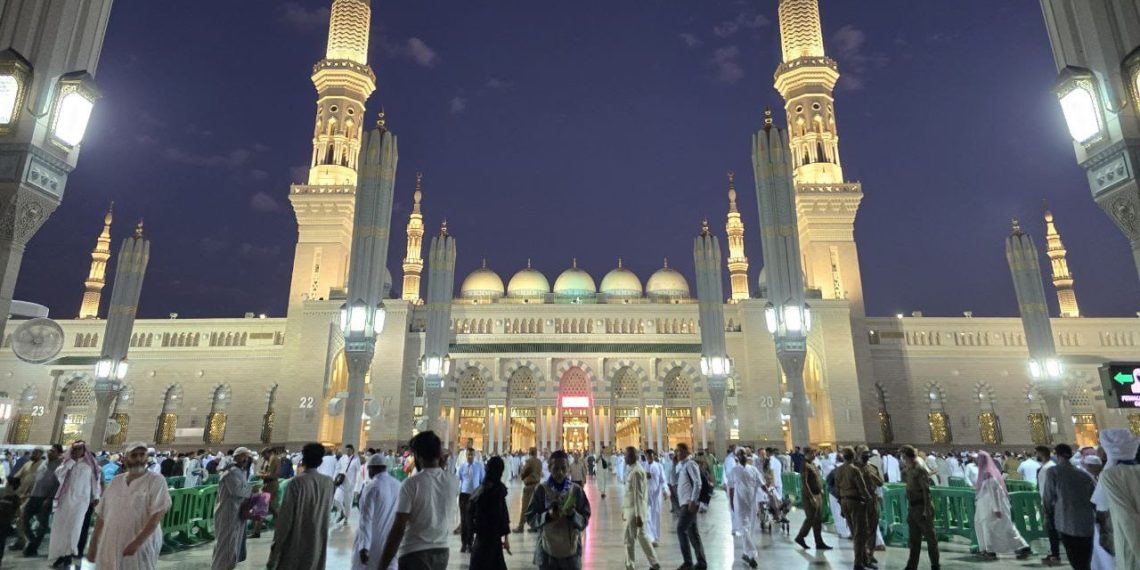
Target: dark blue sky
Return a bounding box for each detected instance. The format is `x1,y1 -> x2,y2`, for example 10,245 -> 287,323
16,1 -> 1140,319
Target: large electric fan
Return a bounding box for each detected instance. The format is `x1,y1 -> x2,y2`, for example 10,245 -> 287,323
10,318 -> 64,364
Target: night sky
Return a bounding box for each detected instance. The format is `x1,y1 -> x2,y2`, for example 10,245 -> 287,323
16,1 -> 1140,319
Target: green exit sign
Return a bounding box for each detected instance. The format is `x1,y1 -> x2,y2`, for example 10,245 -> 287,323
1098,362 -> 1140,409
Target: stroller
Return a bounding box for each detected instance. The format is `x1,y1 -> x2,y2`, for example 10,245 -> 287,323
757,482 -> 792,534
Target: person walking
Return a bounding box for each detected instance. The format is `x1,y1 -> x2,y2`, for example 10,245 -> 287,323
468,456 -> 511,570
731,449 -> 761,568
974,451 -> 1032,561
900,445 -> 939,570
722,444 -> 739,534
835,447 -> 872,569
19,444 -> 61,557
526,450 -> 591,570
1042,443 -> 1096,570
856,445 -> 884,565
1035,445 -> 1062,566
7,447 -> 42,552
335,444 -> 361,525
644,449 -> 664,546
457,446 -> 485,553
378,431 -> 459,569
250,447 -> 280,539
674,442 -> 708,570
620,447 -> 660,570
352,454 -> 400,570
795,447 -> 831,551
596,451 -> 611,499
1091,428 -> 1140,570
48,441 -> 101,569
84,442 -> 171,570
267,442 -> 335,570
513,447 -> 543,533
569,452 -> 588,488
666,451 -> 680,514
211,447 -> 253,570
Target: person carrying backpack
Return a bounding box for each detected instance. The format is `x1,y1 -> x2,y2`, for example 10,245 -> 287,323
526,450 -> 591,569
675,442 -> 708,569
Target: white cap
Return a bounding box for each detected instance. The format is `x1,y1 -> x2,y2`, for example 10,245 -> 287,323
124,441 -> 148,454
368,454 -> 387,467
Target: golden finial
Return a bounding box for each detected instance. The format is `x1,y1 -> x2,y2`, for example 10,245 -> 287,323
481,257 -> 487,269
617,257 -> 623,269
413,172 -> 423,214
663,257 -> 669,269
763,107 -> 773,131
526,258 -> 532,269
572,258 -> 578,269
440,218 -> 449,236
1042,199 -> 1053,223
727,171 -> 738,209
104,202 -> 114,225
377,107 -> 387,130
134,219 -> 144,238
1010,217 -> 1022,236
701,218 -> 710,236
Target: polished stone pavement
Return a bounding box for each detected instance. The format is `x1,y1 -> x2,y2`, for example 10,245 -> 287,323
7,476 -> 1046,569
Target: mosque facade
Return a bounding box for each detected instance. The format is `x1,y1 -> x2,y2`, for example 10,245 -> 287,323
1,0 -> 1138,453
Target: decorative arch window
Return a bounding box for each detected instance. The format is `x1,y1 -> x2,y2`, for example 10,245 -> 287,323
459,368 -> 487,400
663,368 -> 691,400
975,382 -> 1002,445
925,383 -> 952,444
509,368 -> 536,400
561,367 -> 590,396
155,385 -> 182,445
260,384 -> 278,444
205,385 -> 231,444
613,367 -> 640,399
873,383 -> 893,444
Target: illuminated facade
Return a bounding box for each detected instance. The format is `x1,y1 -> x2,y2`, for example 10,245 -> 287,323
0,0 -> 1138,452
1044,208 -> 1080,318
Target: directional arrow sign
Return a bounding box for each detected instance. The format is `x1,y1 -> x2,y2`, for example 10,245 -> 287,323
1115,372 -> 1134,385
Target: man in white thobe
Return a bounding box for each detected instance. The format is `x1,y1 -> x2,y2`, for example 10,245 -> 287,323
722,445 -> 739,533
211,447 -> 253,570
882,452 -> 901,483
645,449 -> 665,545
767,448 -> 784,498
621,447 -> 659,570
85,442 -> 171,570
185,449 -> 205,488
48,441 -> 101,567
336,444 -> 361,521
1092,428 -> 1140,570
352,454 -> 400,570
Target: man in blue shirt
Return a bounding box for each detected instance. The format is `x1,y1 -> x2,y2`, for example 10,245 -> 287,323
457,447 -> 485,553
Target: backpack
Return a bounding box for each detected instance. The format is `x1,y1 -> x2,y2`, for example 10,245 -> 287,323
539,484 -> 581,559
684,463 -> 714,504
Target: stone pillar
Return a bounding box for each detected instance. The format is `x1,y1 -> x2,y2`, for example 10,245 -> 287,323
1041,386 -> 1075,444
89,383 -> 120,449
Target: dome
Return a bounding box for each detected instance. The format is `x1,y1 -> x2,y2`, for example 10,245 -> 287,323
646,259 -> 689,300
459,261 -> 504,300
553,259 -> 596,298
507,260 -> 550,298
599,259 -> 642,298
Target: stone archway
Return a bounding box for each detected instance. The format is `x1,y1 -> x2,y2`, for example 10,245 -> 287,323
155,384 -> 183,445
205,384 -> 232,444
51,375 -> 93,446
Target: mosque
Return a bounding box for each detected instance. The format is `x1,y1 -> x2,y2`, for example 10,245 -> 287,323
0,0 -> 1138,454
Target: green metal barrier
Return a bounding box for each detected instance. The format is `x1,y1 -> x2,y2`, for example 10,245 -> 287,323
782,472 -> 803,506
161,487 -> 202,553
713,465 -> 724,487
877,485 -> 1042,553
165,476 -> 186,489
1006,480 -> 1036,493
1009,490 -> 1046,541
947,476 -> 968,488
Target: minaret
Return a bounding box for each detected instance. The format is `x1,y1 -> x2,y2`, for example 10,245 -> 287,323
79,204 -> 113,319
402,172 -> 425,304
773,0 -> 866,316
1044,206 -> 1080,317
724,171 -> 750,302
287,0 -> 377,308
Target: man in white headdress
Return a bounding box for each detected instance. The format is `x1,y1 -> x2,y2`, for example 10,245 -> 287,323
211,447 -> 253,570
48,441 -> 102,568
353,454 -> 400,570
1091,428 -> 1140,570
85,442 -> 171,570
882,452 -> 901,484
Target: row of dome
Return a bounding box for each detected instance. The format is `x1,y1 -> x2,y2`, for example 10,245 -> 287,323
460,259 -> 690,301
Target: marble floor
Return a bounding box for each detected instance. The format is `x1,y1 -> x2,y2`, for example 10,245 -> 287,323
6,476 -> 1047,569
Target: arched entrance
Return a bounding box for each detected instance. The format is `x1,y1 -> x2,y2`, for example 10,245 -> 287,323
612,366 -> 641,450
51,376 -> 93,446
155,385 -> 182,445
1068,383 -> 1100,448
559,367 -> 591,452
318,350 -> 368,446
457,367 -> 488,452
205,385 -> 231,444
804,352 -> 835,446
507,367 -> 537,452
663,367 -> 694,449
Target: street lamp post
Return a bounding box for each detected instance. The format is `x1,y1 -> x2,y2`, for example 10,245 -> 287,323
340,116 -> 398,449
421,221 -> 456,432
1006,219 -> 1074,444
752,118 -> 814,448
0,4 -> 114,339
90,222 -> 150,448
694,220 -> 731,456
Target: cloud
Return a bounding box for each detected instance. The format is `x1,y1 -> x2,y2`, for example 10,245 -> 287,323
679,33 -> 702,48
161,147 -> 249,168
714,10 -> 769,38
709,46 -> 744,84
831,25 -> 888,91
406,38 -> 440,67
280,2 -> 330,32
449,96 -> 468,114
252,143 -> 270,152
249,191 -> 284,213
290,165 -> 309,184
486,78 -> 513,90
248,169 -> 270,181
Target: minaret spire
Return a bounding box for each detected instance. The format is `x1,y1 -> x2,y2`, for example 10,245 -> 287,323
402,172 -> 425,304
725,171 -> 750,302
1044,205 -> 1080,317
79,203 -> 114,319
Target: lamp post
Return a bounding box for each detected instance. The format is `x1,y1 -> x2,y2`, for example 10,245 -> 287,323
421,221 -> 456,432
90,222 -> 150,448
0,3 -> 113,340
339,116 -> 398,449
1006,219 -> 1074,444
752,117 -> 814,448
693,219 -> 731,455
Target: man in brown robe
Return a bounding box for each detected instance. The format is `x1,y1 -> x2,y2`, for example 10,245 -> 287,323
267,443 -> 334,570
513,447 -> 543,533
794,447 -> 831,551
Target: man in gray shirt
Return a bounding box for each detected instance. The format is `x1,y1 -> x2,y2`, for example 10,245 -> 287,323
21,444 -> 62,556
1042,443 -> 1096,570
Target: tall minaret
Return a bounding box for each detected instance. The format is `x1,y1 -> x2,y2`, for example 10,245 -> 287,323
79,204 -> 113,319
724,172 -> 750,302
402,172 -> 425,304
1044,207 -> 1080,317
287,0 -> 377,308
773,0 -> 866,316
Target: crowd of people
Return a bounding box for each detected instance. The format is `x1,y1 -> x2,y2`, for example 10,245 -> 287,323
0,427 -> 1134,569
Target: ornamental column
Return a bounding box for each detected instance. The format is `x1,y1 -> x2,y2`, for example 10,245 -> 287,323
694,219 -> 731,457
421,221 -> 456,432
90,222 -> 150,448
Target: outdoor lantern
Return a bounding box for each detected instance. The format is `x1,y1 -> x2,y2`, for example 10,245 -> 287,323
1044,358 -> 1063,379
764,302 -> 777,333
1052,66 -> 1103,145
373,302 -> 386,335
784,305 -> 803,332
95,357 -> 113,379
50,71 -> 101,148
115,358 -> 129,380
342,299 -> 367,333
0,49 -> 31,133
803,303 -> 812,332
